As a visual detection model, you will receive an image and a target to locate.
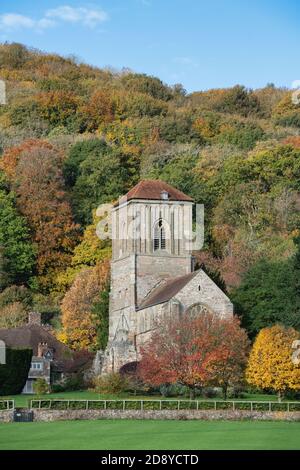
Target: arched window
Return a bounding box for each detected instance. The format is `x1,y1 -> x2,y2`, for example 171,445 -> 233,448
154,218 -> 166,251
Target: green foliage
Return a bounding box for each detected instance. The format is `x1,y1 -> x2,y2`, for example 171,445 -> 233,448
66,139 -> 137,225
93,373 -> 129,395
0,348 -> 32,395
232,255 -> 300,337
121,73 -> 173,101
0,42 -> 29,68
217,121 -> 264,150
0,285 -> 32,308
33,378 -> 50,395
0,189 -> 36,288
215,85 -> 261,117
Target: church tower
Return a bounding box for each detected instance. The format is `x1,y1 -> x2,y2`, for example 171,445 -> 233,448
103,180 -> 195,371
97,179 -> 233,374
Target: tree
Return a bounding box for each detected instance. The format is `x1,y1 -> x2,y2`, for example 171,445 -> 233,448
232,253 -> 300,337
70,141 -> 136,225
80,90 -> 114,132
138,312 -> 249,399
1,140 -> 80,290
0,348 -> 32,395
209,316 -> 250,399
246,325 -> 300,401
60,260 -> 110,350
215,85 -> 261,117
33,378 -> 50,395
121,73 -> 173,101
55,210 -> 111,293
0,189 -> 36,287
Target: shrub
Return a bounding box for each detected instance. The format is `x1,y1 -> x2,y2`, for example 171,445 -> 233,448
202,387 -> 220,399
63,374 -> 85,392
93,373 -> 129,395
0,348 -> 32,395
33,378 -> 50,395
227,385 -> 246,399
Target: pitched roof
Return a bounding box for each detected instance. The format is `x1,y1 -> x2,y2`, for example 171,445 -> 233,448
116,180 -> 193,206
137,271 -> 198,310
0,324 -> 72,362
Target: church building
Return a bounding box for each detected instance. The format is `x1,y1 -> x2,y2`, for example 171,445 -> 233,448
97,180 -> 233,374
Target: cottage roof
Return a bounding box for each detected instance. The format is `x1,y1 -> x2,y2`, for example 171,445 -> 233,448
0,324 -> 71,359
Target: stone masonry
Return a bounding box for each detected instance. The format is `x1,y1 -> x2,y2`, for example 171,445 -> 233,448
96,180 -> 233,374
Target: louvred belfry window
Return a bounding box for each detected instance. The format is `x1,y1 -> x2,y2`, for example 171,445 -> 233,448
154,219 -> 166,251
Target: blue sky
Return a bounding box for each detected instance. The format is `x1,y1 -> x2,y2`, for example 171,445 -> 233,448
0,0 -> 299,92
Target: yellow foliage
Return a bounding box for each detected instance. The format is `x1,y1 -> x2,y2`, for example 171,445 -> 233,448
246,325 -> 300,397
60,260 -> 110,350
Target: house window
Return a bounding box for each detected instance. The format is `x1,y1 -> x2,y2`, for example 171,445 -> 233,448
31,362 -> 43,370
154,219 -> 166,251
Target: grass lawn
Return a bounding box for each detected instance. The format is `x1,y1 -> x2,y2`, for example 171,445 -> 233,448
3,391 -> 281,408
0,420 -> 299,450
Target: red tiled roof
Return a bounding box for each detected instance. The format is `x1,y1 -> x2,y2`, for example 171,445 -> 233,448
116,180 -> 193,206
137,271 -> 198,310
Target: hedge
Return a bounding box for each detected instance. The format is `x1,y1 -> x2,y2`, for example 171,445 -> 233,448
0,348 -> 32,395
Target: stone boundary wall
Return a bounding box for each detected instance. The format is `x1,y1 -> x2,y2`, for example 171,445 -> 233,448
0,411 -> 12,423
25,409 -> 300,422
1,409 -> 300,422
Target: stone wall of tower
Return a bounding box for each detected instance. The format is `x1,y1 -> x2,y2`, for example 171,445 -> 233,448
135,254 -> 192,306
108,254 -> 135,344
111,198 -> 194,261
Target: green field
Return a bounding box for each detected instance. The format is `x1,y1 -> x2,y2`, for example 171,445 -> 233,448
3,390 -> 281,408
0,420 -> 299,450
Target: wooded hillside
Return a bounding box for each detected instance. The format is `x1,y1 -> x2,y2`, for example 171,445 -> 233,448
1,42 -> 300,347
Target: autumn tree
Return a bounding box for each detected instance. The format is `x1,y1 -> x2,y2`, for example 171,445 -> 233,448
1,140 -> 80,290
246,325 -> 300,401
60,260 -> 110,350
138,312 -> 249,399
80,90 -> 114,132
55,210 -> 111,293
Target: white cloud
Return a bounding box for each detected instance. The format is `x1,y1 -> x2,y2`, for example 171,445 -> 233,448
173,56 -> 198,67
46,5 -> 108,28
0,13 -> 35,31
0,5 -> 108,33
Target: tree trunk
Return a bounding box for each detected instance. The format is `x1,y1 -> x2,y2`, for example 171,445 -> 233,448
190,386 -> 195,400
223,385 -> 228,401
277,390 -> 283,402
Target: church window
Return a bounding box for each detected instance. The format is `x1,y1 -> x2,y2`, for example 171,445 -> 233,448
154,219 -> 166,251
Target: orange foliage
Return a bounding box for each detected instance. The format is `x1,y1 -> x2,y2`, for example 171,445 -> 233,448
81,89 -> 114,131
0,139 -> 53,179
282,136 -> 300,148
138,312 -> 249,397
61,260 -> 110,350
1,141 -> 80,289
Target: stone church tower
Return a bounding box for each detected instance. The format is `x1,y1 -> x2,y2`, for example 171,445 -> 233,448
97,180 -> 233,374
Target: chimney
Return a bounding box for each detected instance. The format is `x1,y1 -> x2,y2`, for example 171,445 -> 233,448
38,342 -> 48,357
28,311 -> 41,326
